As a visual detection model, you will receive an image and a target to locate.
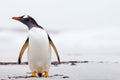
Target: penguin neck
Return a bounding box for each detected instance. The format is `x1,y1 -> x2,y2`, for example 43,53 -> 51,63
27,24 -> 44,30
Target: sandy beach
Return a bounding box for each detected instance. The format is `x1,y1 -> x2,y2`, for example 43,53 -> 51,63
0,61 -> 120,80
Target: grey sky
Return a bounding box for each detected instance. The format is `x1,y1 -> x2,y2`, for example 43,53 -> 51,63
0,0 -> 120,30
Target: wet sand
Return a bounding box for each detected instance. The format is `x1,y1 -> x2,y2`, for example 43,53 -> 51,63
0,61 -> 120,80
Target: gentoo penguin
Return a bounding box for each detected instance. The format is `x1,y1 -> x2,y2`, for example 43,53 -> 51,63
12,15 -> 60,77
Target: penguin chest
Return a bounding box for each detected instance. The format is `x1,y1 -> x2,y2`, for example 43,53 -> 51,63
28,27 -> 51,72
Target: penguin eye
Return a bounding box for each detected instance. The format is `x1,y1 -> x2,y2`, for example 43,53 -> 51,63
25,18 -> 30,22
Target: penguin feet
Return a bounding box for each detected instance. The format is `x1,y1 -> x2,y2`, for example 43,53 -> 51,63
43,72 -> 49,77
31,71 -> 51,77
31,72 -> 37,77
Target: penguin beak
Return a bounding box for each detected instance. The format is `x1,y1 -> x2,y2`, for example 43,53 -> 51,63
12,17 -> 22,21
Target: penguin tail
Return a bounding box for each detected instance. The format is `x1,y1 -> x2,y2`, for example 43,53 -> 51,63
37,73 -> 42,77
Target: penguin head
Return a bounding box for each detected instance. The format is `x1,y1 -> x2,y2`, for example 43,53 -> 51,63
12,15 -> 40,29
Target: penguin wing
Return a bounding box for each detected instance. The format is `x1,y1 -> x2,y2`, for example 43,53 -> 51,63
48,34 -> 60,64
18,38 -> 29,64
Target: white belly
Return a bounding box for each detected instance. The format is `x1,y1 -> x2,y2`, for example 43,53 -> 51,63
28,27 -> 51,73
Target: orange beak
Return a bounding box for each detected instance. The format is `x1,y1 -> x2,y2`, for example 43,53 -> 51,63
12,17 -> 22,21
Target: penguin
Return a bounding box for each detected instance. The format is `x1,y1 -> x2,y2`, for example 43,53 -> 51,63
12,15 -> 60,77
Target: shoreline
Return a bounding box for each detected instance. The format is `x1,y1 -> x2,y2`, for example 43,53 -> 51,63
0,60 -> 119,65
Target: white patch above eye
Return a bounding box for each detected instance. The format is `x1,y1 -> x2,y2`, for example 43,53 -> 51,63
23,15 -> 29,18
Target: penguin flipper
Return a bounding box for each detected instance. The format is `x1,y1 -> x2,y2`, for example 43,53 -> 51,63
18,38 -> 29,64
48,35 -> 60,64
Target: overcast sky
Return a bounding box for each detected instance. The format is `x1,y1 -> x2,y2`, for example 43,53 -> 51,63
0,0 -> 120,30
